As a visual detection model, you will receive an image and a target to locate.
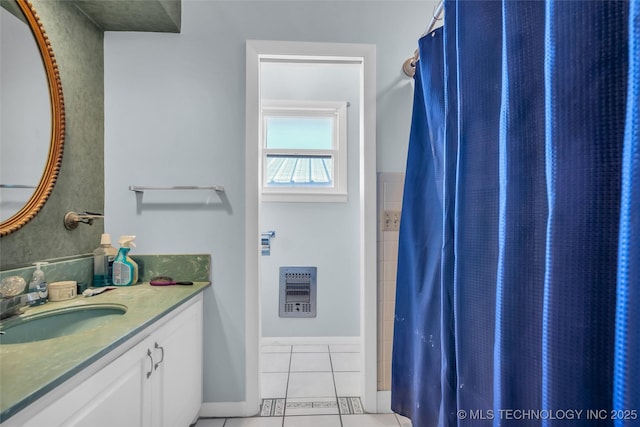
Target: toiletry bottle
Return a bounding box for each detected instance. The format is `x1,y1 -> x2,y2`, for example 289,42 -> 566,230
28,262 -> 49,305
93,233 -> 117,287
112,235 -> 138,286
122,235 -> 139,284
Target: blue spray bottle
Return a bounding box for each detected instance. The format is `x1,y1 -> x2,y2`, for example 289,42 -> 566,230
112,235 -> 138,286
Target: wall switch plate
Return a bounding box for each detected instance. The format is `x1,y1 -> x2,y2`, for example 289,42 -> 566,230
383,210 -> 401,231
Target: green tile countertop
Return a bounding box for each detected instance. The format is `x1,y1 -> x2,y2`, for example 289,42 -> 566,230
0,281 -> 210,423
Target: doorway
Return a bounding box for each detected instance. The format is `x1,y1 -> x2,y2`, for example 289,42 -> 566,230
245,40 -> 377,415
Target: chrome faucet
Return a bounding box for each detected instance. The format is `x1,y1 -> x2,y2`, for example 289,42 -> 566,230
0,292 -> 41,320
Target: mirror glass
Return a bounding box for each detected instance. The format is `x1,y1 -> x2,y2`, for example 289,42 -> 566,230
0,3 -> 51,221
0,0 -> 65,235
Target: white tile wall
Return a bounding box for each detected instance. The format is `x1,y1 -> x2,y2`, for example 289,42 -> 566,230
377,173 -> 404,391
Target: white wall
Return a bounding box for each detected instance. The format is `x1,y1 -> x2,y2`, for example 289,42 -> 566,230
105,0 -> 433,405
260,61 -> 361,337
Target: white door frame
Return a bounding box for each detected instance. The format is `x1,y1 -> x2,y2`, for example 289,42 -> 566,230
245,40 -> 377,415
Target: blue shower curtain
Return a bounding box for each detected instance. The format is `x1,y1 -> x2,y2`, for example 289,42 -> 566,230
392,28 -> 445,427
392,1 -> 639,426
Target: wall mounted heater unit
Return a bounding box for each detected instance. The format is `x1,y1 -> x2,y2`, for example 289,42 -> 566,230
279,266 -> 317,318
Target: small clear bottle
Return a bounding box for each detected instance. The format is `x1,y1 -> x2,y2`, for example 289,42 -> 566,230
28,262 -> 49,305
93,234 -> 117,287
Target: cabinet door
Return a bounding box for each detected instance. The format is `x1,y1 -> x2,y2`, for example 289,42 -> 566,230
152,298 -> 203,427
23,337 -> 154,427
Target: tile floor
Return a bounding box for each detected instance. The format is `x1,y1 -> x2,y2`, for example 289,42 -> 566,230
193,344 -> 412,427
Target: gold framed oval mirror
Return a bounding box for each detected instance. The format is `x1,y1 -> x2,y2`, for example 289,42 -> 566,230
0,0 -> 65,236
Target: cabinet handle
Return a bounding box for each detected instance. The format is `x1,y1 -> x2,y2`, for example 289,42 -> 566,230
154,342 -> 165,371
146,349 -> 154,378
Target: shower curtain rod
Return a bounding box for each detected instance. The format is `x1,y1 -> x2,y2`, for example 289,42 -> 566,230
403,0 -> 444,77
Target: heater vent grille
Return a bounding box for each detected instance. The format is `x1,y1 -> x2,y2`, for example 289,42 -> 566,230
279,267 -> 317,318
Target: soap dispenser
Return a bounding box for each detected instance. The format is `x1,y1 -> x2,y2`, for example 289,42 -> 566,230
28,262 -> 49,305
112,235 -> 139,286
93,233 -> 117,287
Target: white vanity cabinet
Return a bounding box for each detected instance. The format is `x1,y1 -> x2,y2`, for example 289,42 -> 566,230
150,296 -> 203,427
18,294 -> 203,427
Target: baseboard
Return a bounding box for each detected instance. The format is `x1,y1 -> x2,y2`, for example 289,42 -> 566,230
260,336 -> 360,346
377,391 -> 392,413
199,401 -> 257,418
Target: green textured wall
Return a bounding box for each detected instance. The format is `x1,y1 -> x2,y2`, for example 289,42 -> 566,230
0,0 -> 104,269
73,0 -> 180,32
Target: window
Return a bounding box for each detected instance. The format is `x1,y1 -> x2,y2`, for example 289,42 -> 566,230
261,100 -> 347,201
